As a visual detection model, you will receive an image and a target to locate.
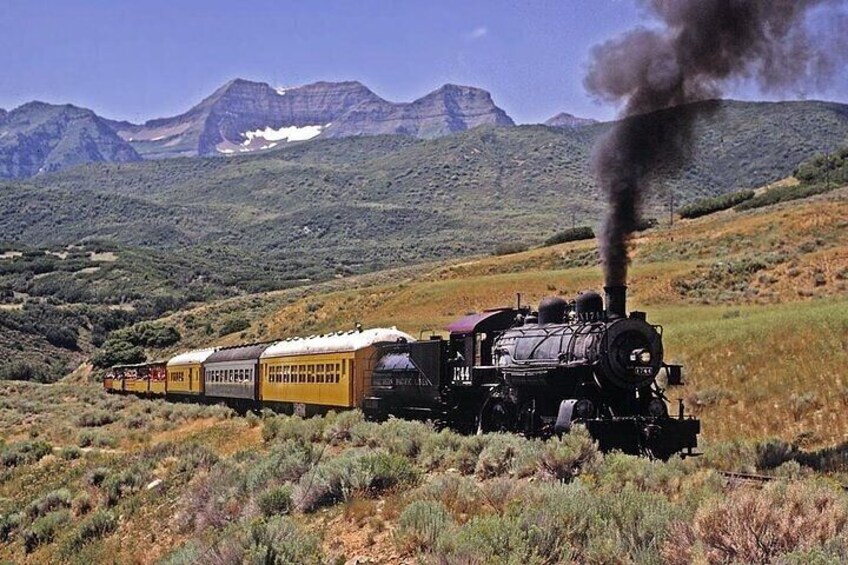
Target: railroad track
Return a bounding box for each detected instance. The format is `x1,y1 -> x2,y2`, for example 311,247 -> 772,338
719,470 -> 848,491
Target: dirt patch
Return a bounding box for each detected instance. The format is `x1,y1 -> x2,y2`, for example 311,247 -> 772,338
150,417 -> 222,445
317,498 -> 411,564
90,251 -> 118,262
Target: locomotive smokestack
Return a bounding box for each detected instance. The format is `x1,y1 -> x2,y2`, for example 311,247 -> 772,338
604,285 -> 627,319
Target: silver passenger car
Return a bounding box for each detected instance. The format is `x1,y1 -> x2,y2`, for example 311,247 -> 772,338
203,343 -> 271,401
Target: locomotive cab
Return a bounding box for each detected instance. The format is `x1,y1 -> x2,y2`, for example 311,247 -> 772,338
445,308 -> 520,386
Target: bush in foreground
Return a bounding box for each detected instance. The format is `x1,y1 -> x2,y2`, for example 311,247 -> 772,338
663,481 -> 848,564
537,425 -> 601,481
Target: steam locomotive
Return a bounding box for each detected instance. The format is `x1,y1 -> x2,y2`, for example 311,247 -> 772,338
107,285 -> 699,458
364,285 -> 699,458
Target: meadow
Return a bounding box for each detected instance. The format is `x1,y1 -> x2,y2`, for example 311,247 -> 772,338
0,182 -> 846,563
152,186 -> 847,447
3,384 -> 848,564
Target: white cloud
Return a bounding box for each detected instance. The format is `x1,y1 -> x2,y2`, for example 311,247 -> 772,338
467,26 -> 488,40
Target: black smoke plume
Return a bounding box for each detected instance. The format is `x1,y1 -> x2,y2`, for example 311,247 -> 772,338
585,0 -> 848,286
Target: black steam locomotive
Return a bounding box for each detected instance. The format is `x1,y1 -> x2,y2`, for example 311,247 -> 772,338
364,286 -> 700,458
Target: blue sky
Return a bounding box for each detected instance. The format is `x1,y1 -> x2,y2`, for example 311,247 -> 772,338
1,0 -> 845,124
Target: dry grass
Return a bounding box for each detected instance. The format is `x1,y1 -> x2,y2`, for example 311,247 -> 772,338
2,186 -> 847,563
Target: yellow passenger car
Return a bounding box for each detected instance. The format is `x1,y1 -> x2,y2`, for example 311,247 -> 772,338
109,366 -> 128,392
166,348 -> 218,396
259,327 -> 413,411
122,363 -> 149,394
148,362 -> 168,395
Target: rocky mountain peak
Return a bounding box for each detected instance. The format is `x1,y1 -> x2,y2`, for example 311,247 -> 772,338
544,112 -> 597,129
104,79 -> 514,157
0,101 -> 140,179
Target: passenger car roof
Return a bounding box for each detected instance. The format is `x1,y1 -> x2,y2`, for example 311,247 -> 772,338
261,327 -> 413,358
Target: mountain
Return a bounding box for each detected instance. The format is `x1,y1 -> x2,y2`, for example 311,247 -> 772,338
4,99 -> 847,284
106,79 -> 515,158
0,102 -> 141,179
322,84 -> 515,139
544,112 -> 597,129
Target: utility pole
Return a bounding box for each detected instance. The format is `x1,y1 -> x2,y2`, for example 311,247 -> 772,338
826,153 -> 832,189
669,190 -> 675,227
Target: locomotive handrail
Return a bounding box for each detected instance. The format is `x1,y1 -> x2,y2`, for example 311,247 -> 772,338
504,322 -> 605,365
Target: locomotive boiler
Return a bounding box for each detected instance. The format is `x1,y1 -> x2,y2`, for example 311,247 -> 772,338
364,286 -> 699,458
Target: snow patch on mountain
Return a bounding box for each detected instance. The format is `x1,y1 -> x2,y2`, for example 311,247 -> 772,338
241,124 -> 324,145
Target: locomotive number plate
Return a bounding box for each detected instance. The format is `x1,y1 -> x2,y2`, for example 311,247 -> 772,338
633,367 -> 654,377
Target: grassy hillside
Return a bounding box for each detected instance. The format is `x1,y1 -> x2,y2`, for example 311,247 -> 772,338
1,100 -> 846,287
137,185 -> 847,447
0,187 -> 846,563
0,240 -> 313,375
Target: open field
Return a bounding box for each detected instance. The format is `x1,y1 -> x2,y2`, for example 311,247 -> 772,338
0,184 -> 846,563
4,383 -> 848,564
144,186 -> 847,447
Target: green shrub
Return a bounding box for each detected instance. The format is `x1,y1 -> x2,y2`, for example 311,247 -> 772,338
23,510 -> 70,553
537,427 -> 601,481
219,316 -> 250,336
794,147 -> 848,185
258,485 -> 293,517
0,360 -> 60,383
475,433 -> 543,479
91,339 -> 145,368
543,226 -> 595,246
262,415 -> 326,444
0,440 -> 52,468
121,321 -> 181,347
323,409 -> 365,443
0,512 -> 21,542
293,450 -> 419,512
679,189 -> 755,219
63,510 -> 116,554
246,440 -> 315,490
59,446 -> 82,460
361,452 -> 420,492
411,474 -> 485,516
77,410 -> 116,427
435,513 -> 573,564
735,182 -> 840,211
85,467 -> 110,487
102,468 -> 146,506
492,242 -> 529,256
71,492 -> 93,517
222,516 -> 324,564
159,541 -> 204,565
417,429 -> 466,471
369,418 -> 433,459
25,488 -> 72,520
520,482 -> 681,563
45,325 -> 79,350
395,500 -> 454,554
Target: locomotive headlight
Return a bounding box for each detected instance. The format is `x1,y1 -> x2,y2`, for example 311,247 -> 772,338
630,348 -> 652,365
